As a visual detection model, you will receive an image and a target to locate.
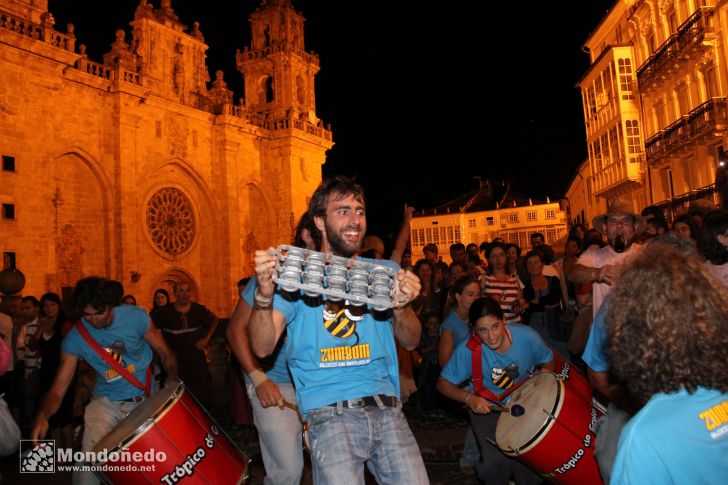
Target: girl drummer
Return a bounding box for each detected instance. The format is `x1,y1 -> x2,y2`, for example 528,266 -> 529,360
437,297 -> 554,484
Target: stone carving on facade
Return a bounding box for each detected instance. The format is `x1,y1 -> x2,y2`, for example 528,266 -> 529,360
191,22 -> 204,41
55,224 -> 84,288
165,113 -> 189,158
172,40 -> 185,99
639,16 -> 653,37
105,29 -> 137,71
208,70 -> 233,113
658,0 -> 675,15
243,231 -> 258,276
146,187 -> 196,256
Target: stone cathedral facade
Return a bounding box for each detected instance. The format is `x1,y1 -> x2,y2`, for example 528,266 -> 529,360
0,0 -> 332,314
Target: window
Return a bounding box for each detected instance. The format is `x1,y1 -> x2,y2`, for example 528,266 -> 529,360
418,229 -> 425,247
676,82 -> 690,116
486,217 -> 494,226
646,33 -> 655,55
411,229 -> 419,247
2,155 -> 15,172
704,65 -> 717,99
3,252 -> 15,269
617,58 -> 633,100
425,228 -> 432,243
626,120 -> 641,154
668,10 -> 678,33
508,213 -> 519,223
454,226 -> 462,243
2,203 -> 15,219
265,77 -> 275,103
468,219 -> 476,228
527,211 -> 537,221
546,210 -> 555,220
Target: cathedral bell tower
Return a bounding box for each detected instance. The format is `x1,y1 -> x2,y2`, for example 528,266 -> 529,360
236,0 -> 319,123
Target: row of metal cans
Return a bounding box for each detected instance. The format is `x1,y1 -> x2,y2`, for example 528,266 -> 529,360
270,245 -> 398,311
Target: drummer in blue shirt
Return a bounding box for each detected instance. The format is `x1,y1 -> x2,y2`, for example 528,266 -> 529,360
437,296 -> 553,485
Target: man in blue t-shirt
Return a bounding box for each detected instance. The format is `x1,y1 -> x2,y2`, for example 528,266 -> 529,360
31,277 -> 178,485
249,177 -> 428,484
437,297 -> 553,484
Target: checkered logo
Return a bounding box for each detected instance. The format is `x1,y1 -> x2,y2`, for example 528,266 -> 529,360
19,440 -> 55,473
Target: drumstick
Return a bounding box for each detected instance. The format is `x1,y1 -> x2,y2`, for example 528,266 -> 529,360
490,404 -> 526,416
283,400 -> 298,411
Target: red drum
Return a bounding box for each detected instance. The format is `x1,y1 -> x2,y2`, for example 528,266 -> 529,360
496,372 -> 603,485
552,351 -> 594,405
93,380 -> 249,484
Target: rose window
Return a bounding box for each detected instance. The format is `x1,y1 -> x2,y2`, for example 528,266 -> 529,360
146,188 -> 196,255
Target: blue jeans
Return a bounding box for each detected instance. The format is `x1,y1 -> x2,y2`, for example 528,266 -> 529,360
306,402 -> 429,484
247,382 -> 303,485
74,396 -> 144,485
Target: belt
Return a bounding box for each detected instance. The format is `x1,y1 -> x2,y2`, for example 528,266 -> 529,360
118,395 -> 145,403
327,395 -> 398,408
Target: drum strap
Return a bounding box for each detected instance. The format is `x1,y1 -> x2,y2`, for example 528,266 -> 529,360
75,321 -> 152,396
466,334 -> 528,404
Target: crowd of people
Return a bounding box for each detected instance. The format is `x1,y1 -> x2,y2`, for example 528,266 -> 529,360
1,179 -> 727,484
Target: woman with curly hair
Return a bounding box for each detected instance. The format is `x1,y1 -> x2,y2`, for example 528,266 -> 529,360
606,241 -> 728,484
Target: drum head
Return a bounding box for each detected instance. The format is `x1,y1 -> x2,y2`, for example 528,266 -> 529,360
495,372 -> 562,454
93,380 -> 184,454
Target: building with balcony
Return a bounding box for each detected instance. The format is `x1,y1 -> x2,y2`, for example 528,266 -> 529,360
0,0 -> 332,313
410,181 -> 568,263
570,0 -> 724,223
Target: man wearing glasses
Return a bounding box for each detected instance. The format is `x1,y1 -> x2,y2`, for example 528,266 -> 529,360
249,176 -> 429,484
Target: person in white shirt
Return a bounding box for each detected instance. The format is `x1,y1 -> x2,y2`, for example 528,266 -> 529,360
568,199 -> 645,317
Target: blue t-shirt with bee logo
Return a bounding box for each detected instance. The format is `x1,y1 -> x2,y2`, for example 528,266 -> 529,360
272,257 -> 400,417
440,323 -> 552,402
62,305 -> 153,401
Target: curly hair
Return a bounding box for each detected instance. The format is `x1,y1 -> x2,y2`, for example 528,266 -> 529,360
606,242 -> 728,404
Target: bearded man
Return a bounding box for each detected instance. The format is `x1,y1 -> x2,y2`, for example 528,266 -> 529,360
249,176 -> 428,484
568,199 -> 645,318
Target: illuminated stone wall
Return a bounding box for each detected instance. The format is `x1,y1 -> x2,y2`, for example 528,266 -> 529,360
0,0 -> 332,314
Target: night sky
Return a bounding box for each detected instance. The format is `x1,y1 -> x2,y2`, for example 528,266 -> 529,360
50,0 -> 615,243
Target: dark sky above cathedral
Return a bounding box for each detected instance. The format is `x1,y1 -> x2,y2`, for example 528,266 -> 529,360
52,0 -> 615,241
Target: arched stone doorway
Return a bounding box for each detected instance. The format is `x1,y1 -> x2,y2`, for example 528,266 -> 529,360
150,268 -> 199,304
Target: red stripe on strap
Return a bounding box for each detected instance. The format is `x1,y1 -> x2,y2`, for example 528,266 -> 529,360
75,321 -> 151,396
